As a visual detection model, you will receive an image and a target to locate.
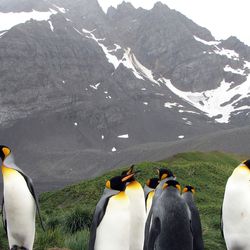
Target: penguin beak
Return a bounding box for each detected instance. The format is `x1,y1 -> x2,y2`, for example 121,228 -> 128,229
154,167 -> 160,175
122,173 -> 135,182
127,165 -> 134,175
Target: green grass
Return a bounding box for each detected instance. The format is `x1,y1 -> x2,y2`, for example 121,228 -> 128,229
0,151 -> 243,249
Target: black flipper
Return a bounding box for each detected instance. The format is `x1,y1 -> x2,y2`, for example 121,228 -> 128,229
148,216 -> 161,250
143,208 -> 153,250
1,198 -> 7,234
18,171 -> 45,231
220,206 -> 224,239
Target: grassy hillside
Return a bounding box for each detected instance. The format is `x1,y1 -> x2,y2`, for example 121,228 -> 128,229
0,151 -> 243,249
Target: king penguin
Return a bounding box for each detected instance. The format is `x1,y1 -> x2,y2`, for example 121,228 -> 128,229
121,165 -> 146,250
221,160 -> 250,250
0,145 -> 44,250
144,178 -> 159,216
144,168 -> 176,249
182,185 -> 204,250
88,173 -> 134,250
147,180 -> 193,250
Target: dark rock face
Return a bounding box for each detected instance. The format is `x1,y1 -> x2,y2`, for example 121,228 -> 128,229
0,0 -> 250,192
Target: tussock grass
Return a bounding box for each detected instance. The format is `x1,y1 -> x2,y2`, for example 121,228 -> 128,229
0,151 -> 243,249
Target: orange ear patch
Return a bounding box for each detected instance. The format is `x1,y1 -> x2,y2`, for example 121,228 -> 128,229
105,180 -> 111,189
162,183 -> 168,190
2,147 -> 10,157
176,184 -> 181,192
161,173 -> 168,180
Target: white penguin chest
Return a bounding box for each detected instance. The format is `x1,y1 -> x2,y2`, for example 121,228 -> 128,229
223,177 -> 250,248
3,167 -> 36,221
126,182 -> 146,218
126,182 -> 146,250
95,192 -> 130,250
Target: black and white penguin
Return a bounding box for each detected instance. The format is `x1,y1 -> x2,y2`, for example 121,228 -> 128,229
88,174 -> 134,250
143,168 -> 176,249
147,180 -> 193,250
222,160 -> 250,250
144,178 -> 159,216
182,185 -> 204,250
122,165 -> 146,250
0,145 -> 44,250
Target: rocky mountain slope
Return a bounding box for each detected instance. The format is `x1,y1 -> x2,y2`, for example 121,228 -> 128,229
0,0 -> 250,192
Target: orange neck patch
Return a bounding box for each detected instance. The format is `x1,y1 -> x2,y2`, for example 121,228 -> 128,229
113,191 -> 128,201
127,180 -> 141,190
2,165 -> 18,179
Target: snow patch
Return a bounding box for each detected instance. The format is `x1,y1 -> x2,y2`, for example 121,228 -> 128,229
244,61 -> 250,70
213,47 -> 239,60
224,65 -> 245,75
164,102 -> 183,108
193,35 -> 221,46
52,4 -> 66,13
155,93 -> 165,96
161,77 -> 250,123
0,31 -> 7,38
79,28 -> 162,84
90,82 -> 101,90
48,20 -> 54,31
118,134 -> 129,138
121,48 -> 144,79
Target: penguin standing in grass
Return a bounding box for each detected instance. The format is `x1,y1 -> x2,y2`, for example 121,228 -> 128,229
0,145 -> 44,250
222,160 -> 250,250
144,168 -> 176,249
122,165 -> 146,250
182,185 -> 204,250
89,173 -> 134,250
147,180 -> 193,250
144,178 -> 159,216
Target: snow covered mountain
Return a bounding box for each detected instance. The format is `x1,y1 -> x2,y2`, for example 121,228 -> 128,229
0,0 -> 250,191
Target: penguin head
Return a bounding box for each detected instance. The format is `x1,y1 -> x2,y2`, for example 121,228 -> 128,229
157,168 -> 175,181
0,145 -> 11,162
105,173 -> 135,191
182,185 -> 195,194
162,180 -> 181,192
121,165 -> 140,183
146,178 -> 159,189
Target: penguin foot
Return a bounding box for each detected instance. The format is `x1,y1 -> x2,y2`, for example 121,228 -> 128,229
10,246 -> 28,250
